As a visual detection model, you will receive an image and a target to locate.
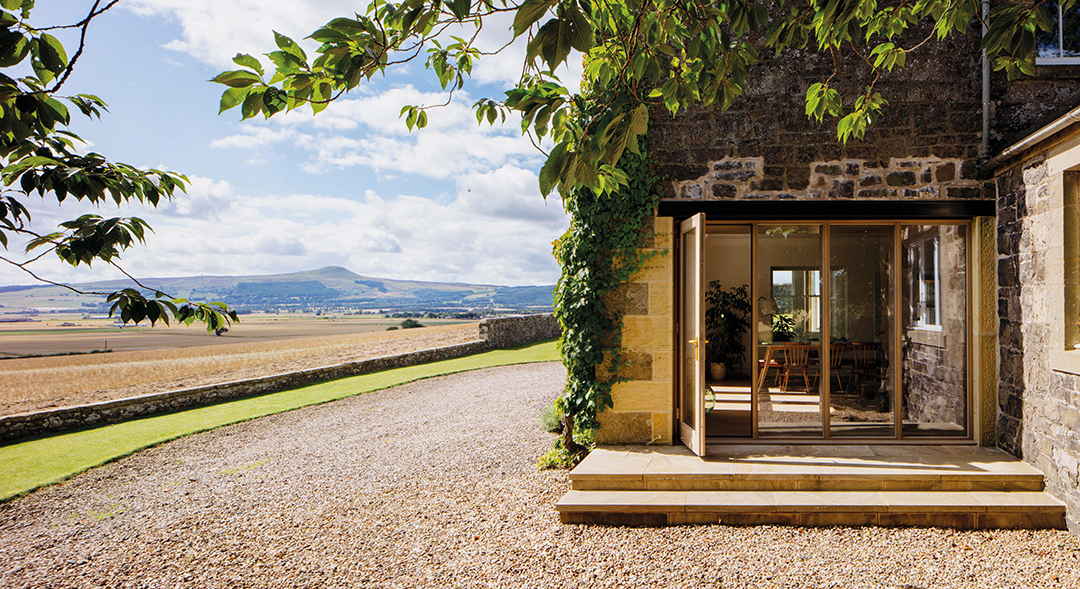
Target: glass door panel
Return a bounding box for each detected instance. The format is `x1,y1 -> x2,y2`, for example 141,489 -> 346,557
901,224 -> 969,437
829,225 -> 895,437
756,225 -> 823,438
679,214 -> 707,455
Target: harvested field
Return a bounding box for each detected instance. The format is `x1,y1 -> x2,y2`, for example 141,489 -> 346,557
1,363 -> 1078,588
0,322 -> 479,417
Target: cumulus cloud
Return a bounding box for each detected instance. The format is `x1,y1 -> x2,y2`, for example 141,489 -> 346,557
0,167 -> 568,288
127,0 -> 358,68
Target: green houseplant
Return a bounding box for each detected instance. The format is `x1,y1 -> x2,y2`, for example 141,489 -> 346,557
705,282 -> 751,380
772,314 -> 796,342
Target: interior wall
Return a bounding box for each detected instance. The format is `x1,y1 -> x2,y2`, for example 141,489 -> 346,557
705,231 -> 752,377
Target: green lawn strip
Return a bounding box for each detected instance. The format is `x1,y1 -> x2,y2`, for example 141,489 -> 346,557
0,340 -> 560,502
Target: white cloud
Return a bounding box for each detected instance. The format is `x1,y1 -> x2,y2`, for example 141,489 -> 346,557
127,0 -> 359,68
0,170 -> 568,288
210,125 -> 295,149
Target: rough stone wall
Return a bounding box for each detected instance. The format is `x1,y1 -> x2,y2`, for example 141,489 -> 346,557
993,66 -> 1080,152
479,314 -> 560,348
995,144 -> 1080,531
997,155 -> 1049,455
0,315 -> 561,442
596,217 -> 675,445
650,27 -> 993,202
672,156 -> 985,202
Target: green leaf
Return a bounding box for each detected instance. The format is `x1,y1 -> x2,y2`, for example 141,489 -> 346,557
513,0 -> 555,37
240,88 -> 265,120
273,31 -> 307,62
232,53 -> 265,76
0,30 -> 27,67
449,0 -> 471,21
218,87 -> 247,114
211,70 -> 263,88
538,140 -> 569,196
628,103 -> 649,136
37,33 -> 67,72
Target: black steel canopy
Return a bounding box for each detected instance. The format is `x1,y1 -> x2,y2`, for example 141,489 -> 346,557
656,199 -> 995,221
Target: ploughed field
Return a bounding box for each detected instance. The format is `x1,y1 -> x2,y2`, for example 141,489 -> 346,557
0,318 -> 479,417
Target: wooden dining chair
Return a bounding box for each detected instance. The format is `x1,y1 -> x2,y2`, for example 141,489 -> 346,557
829,343 -> 847,393
758,356 -> 783,389
848,342 -> 882,393
780,344 -> 815,393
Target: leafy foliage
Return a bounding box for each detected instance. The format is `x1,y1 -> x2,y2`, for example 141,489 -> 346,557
552,137 -> 661,456
0,1 -> 237,331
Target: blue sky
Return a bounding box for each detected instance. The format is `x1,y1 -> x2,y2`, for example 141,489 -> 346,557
0,1 -> 576,288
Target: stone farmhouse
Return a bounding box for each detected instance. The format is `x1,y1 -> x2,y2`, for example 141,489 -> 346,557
568,13 -> 1080,530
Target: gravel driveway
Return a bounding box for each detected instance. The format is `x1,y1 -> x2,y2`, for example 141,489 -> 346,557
1,362 -> 1079,588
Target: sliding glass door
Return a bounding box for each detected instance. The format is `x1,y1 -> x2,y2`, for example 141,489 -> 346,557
828,225 -> 895,438
696,220 -> 972,442
756,225 -> 823,438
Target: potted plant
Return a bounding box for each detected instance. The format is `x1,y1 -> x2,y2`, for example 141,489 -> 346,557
704,281 -> 751,381
772,314 -> 795,342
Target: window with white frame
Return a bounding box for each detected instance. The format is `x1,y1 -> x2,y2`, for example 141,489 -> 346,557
771,267 -> 822,336
1037,0 -> 1080,64
907,234 -> 941,328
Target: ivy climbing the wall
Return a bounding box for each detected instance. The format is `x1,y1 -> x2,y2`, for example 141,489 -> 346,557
549,141 -> 663,464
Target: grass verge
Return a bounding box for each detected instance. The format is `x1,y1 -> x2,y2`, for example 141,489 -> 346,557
0,340 -> 560,502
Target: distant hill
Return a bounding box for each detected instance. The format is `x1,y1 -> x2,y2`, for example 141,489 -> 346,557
0,266 -> 554,315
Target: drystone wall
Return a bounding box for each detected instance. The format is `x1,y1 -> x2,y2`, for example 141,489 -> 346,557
996,150 -> 1080,532
0,314 -> 560,442
479,314 -> 560,348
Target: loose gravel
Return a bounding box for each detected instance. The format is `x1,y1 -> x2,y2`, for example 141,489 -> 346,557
1,362 -> 1079,588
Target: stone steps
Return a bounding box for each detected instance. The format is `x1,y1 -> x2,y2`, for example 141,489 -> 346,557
555,445 -> 1067,529
557,489 -> 1066,528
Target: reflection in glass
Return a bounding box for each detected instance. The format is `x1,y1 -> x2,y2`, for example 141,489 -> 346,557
901,224 -> 968,437
681,229 -> 698,431
1037,1 -> 1080,58
829,225 -> 895,437
757,225 -> 822,437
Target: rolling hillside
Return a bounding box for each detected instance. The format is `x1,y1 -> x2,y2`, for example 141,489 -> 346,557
0,266 -> 554,315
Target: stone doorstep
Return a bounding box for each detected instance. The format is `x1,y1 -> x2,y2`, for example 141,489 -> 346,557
556,490 -> 1068,529
569,446 -> 1048,493
571,473 -> 1047,492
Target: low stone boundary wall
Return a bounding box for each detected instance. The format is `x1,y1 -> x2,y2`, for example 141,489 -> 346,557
480,313 -> 560,348
0,314 -> 559,442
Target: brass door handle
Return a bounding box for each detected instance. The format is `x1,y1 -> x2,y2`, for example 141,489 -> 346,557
688,338 -> 709,362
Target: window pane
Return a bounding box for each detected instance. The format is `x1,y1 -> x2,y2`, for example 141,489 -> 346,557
1037,1 -> 1080,58
681,229 -> 698,429
829,225 -> 895,438
757,225 -> 822,438
1065,3 -> 1080,56
901,225 -> 968,438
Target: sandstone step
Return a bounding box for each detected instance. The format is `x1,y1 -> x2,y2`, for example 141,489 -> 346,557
556,489 -> 1068,529
570,446 -> 1047,492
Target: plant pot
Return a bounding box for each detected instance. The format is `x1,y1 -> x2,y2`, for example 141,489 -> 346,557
708,362 -> 727,381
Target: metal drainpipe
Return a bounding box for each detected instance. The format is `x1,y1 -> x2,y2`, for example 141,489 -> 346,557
981,0 -> 991,161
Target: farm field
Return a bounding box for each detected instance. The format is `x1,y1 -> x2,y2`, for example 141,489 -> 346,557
0,319 -> 481,417
0,314 -> 471,357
